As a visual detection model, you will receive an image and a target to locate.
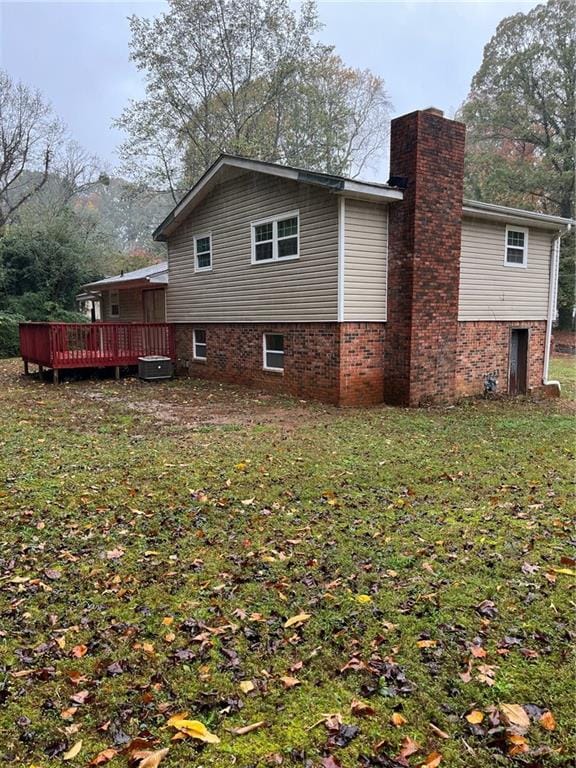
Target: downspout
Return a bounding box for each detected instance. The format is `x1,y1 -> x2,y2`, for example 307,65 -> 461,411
543,223 -> 572,384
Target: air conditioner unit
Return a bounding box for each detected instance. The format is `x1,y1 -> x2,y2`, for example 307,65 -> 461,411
138,355 -> 173,381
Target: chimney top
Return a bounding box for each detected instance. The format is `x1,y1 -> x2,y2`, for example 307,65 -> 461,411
423,106 -> 444,117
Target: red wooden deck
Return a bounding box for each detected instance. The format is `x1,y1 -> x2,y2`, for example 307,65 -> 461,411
19,322 -> 175,374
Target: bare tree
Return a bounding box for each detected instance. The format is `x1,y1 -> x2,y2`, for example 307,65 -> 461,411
0,70 -> 64,229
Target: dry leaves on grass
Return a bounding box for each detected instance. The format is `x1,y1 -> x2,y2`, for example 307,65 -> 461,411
227,721 -> 267,736
63,740 -> 83,760
167,715 -> 220,743
136,748 -> 170,768
539,710 -> 556,731
500,703 -> 530,733
284,612 -> 311,628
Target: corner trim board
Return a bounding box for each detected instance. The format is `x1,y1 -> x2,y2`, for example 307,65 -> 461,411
338,197 -> 345,322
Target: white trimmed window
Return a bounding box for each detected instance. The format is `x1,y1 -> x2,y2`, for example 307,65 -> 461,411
193,329 -> 207,360
110,290 -> 120,318
194,233 -> 212,272
263,333 -> 284,371
505,226 -> 528,267
252,212 -> 299,264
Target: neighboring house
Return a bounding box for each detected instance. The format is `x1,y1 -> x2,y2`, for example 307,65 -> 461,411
82,262 -> 168,323
151,107 -> 572,407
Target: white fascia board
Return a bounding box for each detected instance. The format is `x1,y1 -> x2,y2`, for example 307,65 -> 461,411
341,180 -> 403,202
463,200 -> 574,230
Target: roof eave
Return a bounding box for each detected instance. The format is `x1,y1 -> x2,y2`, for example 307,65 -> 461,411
463,200 -> 574,230
82,272 -> 168,291
153,155 -> 403,240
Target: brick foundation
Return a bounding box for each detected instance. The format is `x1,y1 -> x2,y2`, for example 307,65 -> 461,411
174,322 -> 386,406
456,320 -> 547,397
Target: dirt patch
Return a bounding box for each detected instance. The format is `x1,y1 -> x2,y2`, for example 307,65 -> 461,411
82,388 -> 321,429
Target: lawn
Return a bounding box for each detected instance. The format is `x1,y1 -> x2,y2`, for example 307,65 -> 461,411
0,357 -> 574,768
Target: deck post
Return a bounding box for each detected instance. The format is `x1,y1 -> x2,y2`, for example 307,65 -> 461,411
23,360 -> 29,375
39,365 -> 44,375
114,365 -> 120,381
53,368 -> 59,384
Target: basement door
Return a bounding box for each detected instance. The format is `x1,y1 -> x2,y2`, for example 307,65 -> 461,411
143,289 -> 165,322
509,329 -> 528,395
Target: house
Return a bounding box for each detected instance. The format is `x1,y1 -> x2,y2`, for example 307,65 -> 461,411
82,262 -> 168,323
151,108 -> 572,406
150,108 -> 572,406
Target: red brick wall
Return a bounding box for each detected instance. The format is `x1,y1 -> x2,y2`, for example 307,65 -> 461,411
339,324 -> 386,406
175,322 -> 386,406
385,109 -> 466,406
456,320 -> 547,396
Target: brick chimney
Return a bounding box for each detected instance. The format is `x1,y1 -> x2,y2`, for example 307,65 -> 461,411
384,108 -> 466,406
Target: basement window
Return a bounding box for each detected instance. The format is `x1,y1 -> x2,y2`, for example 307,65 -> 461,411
505,227 -> 528,267
110,290 -> 120,318
194,233 -> 212,272
263,333 -> 284,372
252,212 -> 299,264
193,329 -> 207,360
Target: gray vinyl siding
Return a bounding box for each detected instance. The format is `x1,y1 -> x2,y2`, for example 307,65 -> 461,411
101,288 -> 144,322
166,172 -> 338,322
343,198 -> 387,321
459,217 -> 552,321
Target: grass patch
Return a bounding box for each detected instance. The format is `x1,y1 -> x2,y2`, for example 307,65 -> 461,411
0,358 -> 574,767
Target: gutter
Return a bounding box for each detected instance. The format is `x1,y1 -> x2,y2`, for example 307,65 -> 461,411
543,222 -> 573,385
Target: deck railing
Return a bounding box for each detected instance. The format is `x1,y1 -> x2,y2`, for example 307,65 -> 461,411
19,322 -> 175,370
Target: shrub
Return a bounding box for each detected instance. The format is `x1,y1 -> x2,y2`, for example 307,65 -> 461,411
0,312 -> 24,358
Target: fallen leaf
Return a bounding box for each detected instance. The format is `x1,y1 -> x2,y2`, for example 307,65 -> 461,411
283,613 -> 311,628
138,748 -> 170,768
470,645 -> 487,658
417,639 -> 437,648
280,676 -> 301,689
90,748 -> 118,765
390,712 -> 407,727
350,699 -> 375,717
239,680 -> 255,694
167,717 -> 220,743
61,706 -> 78,720
506,733 -> 529,756
465,710 -> 484,724
71,644 -> 88,658
397,736 -> 420,760
164,632 -> 176,643
429,723 -> 450,739
500,704 -> 530,733
63,740 -> 83,760
70,690 -> 90,705
476,599 -> 498,619
551,567 -> 575,576
539,710 -> 556,731
106,548 -> 125,560
355,594 -> 372,604
162,617 -> 174,626
227,721 -> 266,736
320,757 -> 341,768
421,753 -> 442,768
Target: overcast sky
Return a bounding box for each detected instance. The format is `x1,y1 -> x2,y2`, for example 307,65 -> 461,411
1,0 -> 539,179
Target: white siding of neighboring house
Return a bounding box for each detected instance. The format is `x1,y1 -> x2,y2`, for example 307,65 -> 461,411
343,198 -> 388,321
458,217 -> 553,321
166,171 -> 339,323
